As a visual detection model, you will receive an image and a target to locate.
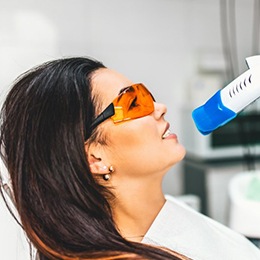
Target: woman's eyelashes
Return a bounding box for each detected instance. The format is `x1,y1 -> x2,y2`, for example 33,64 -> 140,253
129,96 -> 138,109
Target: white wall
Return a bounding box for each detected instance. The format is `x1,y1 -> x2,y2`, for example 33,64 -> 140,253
0,0 -> 255,196
0,195 -> 32,259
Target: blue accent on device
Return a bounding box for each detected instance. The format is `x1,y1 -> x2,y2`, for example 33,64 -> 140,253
192,90 -> 237,135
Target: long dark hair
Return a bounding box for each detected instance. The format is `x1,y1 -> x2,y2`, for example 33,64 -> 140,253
0,57 -> 187,260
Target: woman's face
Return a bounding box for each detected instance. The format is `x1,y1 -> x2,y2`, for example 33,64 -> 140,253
91,68 -> 186,181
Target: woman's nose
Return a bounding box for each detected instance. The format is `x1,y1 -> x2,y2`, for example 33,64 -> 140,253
153,102 -> 167,120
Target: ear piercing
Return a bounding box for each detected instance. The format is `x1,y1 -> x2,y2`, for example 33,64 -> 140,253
100,166 -> 108,171
102,165 -> 115,181
103,173 -> 110,181
109,166 -> 114,173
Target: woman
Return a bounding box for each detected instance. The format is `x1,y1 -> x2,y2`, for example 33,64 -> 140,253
0,57 -> 259,260
0,57 -> 187,260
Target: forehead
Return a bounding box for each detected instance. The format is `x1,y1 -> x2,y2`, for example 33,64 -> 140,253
91,68 -> 133,104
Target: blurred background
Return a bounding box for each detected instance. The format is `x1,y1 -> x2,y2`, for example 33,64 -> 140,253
1,0 -> 260,258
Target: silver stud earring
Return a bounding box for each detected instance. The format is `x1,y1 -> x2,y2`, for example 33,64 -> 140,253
102,165 -> 114,181
103,173 -> 110,181
100,166 -> 108,171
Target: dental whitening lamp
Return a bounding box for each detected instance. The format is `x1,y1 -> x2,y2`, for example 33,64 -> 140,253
192,55 -> 260,135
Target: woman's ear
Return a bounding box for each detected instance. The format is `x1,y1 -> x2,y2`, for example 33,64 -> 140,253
87,153 -> 110,175
85,143 -> 109,175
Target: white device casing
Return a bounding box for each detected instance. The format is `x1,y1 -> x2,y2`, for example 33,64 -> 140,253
221,64 -> 260,113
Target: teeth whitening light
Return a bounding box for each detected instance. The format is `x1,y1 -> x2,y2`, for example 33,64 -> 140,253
192,55 -> 260,135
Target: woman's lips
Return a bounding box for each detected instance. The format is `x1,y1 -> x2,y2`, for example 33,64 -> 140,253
162,123 -> 178,140
162,129 -> 171,139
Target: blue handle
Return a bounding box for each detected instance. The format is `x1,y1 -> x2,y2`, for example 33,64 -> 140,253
192,90 -> 237,135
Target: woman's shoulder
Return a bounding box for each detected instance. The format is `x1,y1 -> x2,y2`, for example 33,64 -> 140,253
142,194 -> 260,260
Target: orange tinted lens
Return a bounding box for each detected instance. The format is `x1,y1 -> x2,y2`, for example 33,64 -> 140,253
111,83 -> 154,123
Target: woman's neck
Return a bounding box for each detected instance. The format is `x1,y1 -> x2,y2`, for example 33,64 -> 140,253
111,176 -> 166,242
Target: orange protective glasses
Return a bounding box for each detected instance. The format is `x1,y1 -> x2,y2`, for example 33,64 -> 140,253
90,83 -> 155,130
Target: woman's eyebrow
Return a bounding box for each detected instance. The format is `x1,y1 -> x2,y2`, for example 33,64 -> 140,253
116,86 -> 131,102
118,86 -> 130,95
